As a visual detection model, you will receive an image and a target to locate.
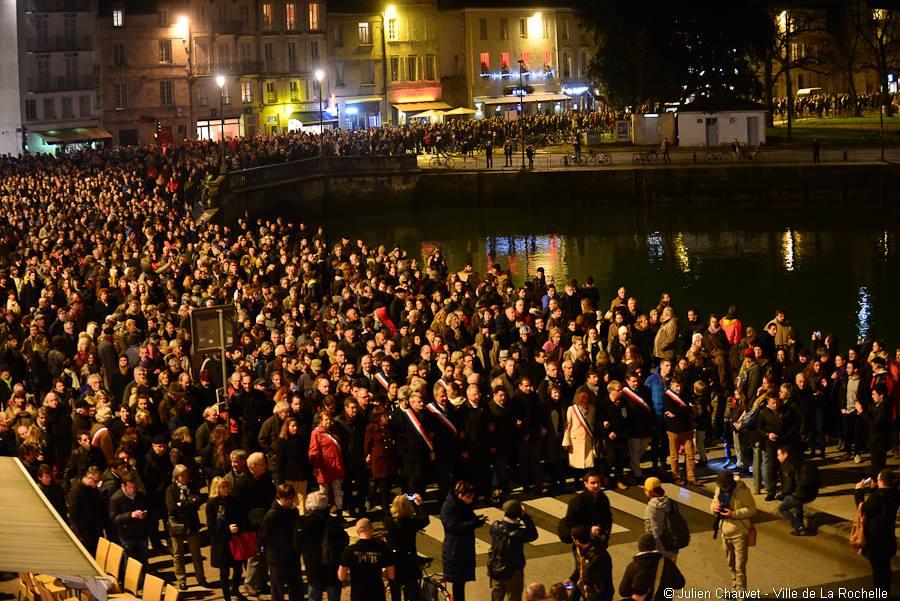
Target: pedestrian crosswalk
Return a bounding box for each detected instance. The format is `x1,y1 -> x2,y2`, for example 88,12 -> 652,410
403,481 -> 720,561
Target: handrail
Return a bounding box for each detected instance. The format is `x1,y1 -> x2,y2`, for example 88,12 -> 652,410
222,154 -> 418,194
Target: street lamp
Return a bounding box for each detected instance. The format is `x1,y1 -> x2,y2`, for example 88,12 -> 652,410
315,69 -> 325,156
518,59 -> 526,169
216,74 -> 226,173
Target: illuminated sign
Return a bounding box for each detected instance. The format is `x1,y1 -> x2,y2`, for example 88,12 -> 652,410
480,69 -> 556,81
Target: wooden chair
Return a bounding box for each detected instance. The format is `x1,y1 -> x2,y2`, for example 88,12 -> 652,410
162,584 -> 178,601
141,575 -> 164,601
104,542 -> 125,583
17,573 -> 36,601
94,538 -> 111,569
108,558 -> 142,598
32,576 -> 65,601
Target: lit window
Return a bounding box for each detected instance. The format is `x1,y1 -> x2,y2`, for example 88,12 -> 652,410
285,3 -> 295,30
358,22 -> 371,44
241,81 -> 252,103
480,52 -> 490,74
389,56 -> 399,81
519,17 -> 527,39
500,52 -> 510,74
262,3 -> 272,30
289,80 -> 300,101
159,39 -> 172,63
308,3 -> 320,30
112,9 -> 124,27
265,81 -> 276,103
387,17 -> 397,41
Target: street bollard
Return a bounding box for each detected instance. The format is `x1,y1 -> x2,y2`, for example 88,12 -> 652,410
753,443 -> 762,495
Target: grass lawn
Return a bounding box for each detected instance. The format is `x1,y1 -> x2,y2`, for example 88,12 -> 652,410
768,115 -> 900,144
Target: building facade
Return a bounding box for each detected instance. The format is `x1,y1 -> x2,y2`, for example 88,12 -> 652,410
4,0 -> 104,155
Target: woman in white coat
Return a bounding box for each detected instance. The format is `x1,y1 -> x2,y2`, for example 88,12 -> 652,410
562,390 -> 596,473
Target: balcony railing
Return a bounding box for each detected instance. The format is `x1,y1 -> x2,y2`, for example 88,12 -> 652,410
26,0 -> 90,12
28,75 -> 95,93
27,36 -> 93,53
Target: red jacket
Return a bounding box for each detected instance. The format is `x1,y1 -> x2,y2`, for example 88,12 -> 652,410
308,426 -> 344,484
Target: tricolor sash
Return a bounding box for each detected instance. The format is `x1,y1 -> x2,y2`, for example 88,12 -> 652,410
571,404 -> 594,439
426,402 -> 458,436
403,407 -> 434,452
665,389 -> 688,409
623,386 -> 652,413
374,372 -> 391,391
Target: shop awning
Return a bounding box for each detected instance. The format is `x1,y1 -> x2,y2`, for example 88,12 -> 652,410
0,458 -> 105,577
38,128 -> 112,144
476,93 -> 571,106
392,101 -> 452,113
444,107 -> 477,115
289,111 -> 339,125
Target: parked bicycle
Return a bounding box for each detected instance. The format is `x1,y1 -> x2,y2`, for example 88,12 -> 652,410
632,149 -> 661,164
563,149 -> 612,167
384,557 -> 451,601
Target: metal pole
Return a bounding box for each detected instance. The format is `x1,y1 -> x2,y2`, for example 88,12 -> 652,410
519,60 -> 525,169
380,12 -> 390,126
218,309 -> 227,400
219,89 -> 225,172
753,443 -> 762,495
880,103 -> 885,161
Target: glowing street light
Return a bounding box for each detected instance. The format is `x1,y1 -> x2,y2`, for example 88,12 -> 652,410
315,69 -> 325,155
216,75 -> 226,172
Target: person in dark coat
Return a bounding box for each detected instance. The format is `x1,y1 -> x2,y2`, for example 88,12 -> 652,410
440,481 -> 486,601
856,384 -> 893,476
295,491 -> 348,601
274,417 -> 311,512
487,387 -> 514,502
257,484 -> 303,601
384,493 -> 429,601
566,525 -> 614,601
618,533 -> 685,601
854,469 -> 900,595
756,392 -> 801,501
37,464 -> 68,521
68,467 -> 103,554
488,500 -> 538,601
244,452 -> 276,595
364,409 -> 398,515
334,398 -> 368,516
108,475 -> 151,566
205,477 -> 246,601
63,431 -> 106,491
558,470 -> 613,547
165,464 -> 207,589
393,392 -> 434,496
143,435 -> 173,552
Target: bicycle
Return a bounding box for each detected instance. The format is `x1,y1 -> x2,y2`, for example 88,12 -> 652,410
385,557 -> 452,601
428,153 -> 456,169
563,153 -> 587,167
586,150 -> 613,166
704,150 -> 722,162
631,149 -> 660,164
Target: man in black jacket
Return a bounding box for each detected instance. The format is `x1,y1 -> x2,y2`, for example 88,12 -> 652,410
856,384 -> 893,476
776,444 -> 815,536
68,466 -> 103,554
558,469 -> 613,585
618,533 -> 685,601
108,475 -> 151,565
244,452 -> 276,595
258,484 -> 302,601
565,525 -> 613,601
757,393 -> 801,501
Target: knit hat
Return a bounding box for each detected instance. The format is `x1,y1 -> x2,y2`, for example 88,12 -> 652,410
643,476 -> 664,496
502,499 -> 523,518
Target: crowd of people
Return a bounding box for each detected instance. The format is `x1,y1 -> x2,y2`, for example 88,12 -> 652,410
1,132 -> 899,601
770,91 -> 899,119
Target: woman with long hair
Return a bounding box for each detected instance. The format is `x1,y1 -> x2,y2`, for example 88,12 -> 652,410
275,416 -> 311,513
384,494 -> 428,601
364,408 -> 398,515
205,477 -> 245,601
201,424 -> 235,482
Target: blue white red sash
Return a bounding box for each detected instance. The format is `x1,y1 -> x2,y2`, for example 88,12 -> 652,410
571,405 -> 594,438
403,407 -> 434,452
375,372 -> 391,391
623,386 -> 651,413
320,429 -> 341,452
665,389 -> 688,409
426,402 -> 458,436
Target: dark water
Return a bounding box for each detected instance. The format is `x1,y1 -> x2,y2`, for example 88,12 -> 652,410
318,204 -> 900,349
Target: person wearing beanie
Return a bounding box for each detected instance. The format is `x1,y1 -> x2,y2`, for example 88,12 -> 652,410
642,477 -> 678,560
488,499 -> 538,601
618,533 -> 685,601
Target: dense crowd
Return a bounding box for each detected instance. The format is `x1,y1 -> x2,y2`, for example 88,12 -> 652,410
1,134 -> 899,601
771,91 -> 899,119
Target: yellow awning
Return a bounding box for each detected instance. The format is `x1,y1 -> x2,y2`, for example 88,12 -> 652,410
38,128 -> 112,144
444,107 -> 477,115
392,101 -> 452,113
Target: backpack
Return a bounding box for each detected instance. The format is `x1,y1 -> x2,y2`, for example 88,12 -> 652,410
665,502 -> 691,550
487,521 -> 514,581
797,462 -> 821,502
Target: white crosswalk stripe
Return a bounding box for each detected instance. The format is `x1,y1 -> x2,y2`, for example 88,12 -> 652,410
661,483 -> 714,514
524,496 -> 628,536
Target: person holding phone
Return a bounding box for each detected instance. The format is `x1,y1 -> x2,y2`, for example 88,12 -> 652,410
384,493 -> 429,601
108,475 -> 151,567
441,481 -> 485,601
854,469 -> 900,595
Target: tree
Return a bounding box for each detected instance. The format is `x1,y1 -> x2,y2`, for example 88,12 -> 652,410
824,0 -> 866,116
578,0 -> 770,110
858,7 -> 900,116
